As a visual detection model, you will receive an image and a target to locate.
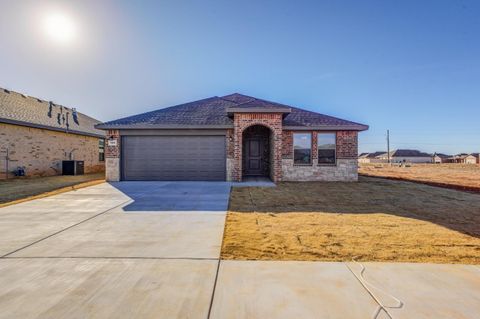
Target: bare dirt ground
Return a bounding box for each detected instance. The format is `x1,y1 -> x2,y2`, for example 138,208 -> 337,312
359,163 -> 480,191
0,173 -> 105,205
222,176 -> 480,264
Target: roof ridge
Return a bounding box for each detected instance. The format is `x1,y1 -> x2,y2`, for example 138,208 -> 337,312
221,93 -> 292,109
221,97 -> 256,107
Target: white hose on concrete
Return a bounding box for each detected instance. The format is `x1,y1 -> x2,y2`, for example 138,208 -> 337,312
349,258 -> 404,319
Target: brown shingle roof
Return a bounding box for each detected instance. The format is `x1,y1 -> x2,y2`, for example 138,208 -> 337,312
97,93 -> 368,131
0,88 -> 104,138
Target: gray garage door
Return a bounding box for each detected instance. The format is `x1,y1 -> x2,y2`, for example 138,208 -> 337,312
122,135 -> 226,181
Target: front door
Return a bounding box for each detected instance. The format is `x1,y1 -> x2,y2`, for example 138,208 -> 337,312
245,138 -> 262,175
243,137 -> 269,176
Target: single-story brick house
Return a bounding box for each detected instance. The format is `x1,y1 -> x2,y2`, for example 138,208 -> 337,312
96,93 -> 368,182
0,88 -> 106,179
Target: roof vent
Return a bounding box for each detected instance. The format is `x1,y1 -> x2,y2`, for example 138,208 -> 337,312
72,108 -> 79,125
48,102 -> 54,118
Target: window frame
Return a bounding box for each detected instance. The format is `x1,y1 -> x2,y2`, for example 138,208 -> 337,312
293,132 -> 312,165
317,132 -> 337,166
99,138 -> 105,162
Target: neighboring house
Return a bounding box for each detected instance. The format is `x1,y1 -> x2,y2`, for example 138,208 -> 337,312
433,153 -> 451,164
471,153 -> 480,164
358,152 -> 387,164
96,93 -> 368,182
447,153 -> 478,164
0,88 -> 105,179
377,149 -> 433,163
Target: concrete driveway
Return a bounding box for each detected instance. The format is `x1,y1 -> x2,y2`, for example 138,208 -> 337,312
0,181 -> 229,318
0,181 -> 479,319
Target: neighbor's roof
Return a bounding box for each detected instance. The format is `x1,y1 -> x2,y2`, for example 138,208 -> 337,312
0,88 -> 104,138
96,93 -> 369,131
434,153 -> 451,158
389,149 -> 432,157
451,153 -> 477,159
358,151 -> 387,158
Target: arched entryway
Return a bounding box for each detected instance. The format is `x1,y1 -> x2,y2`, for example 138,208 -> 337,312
242,125 -> 272,180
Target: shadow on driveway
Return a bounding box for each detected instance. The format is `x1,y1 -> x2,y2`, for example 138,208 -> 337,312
110,181 -> 231,212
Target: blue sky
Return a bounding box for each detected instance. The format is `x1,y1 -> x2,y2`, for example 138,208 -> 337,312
0,0 -> 479,154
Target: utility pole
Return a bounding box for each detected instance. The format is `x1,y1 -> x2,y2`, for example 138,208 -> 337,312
387,130 -> 391,165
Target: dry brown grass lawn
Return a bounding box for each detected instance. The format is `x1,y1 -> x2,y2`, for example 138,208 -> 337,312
222,176 -> 480,264
359,163 -> 480,191
0,173 -> 105,206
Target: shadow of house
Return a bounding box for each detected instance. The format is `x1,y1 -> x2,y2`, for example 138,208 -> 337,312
109,181 -> 231,212
230,176 -> 480,238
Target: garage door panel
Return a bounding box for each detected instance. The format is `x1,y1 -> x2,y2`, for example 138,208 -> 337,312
122,136 -> 226,181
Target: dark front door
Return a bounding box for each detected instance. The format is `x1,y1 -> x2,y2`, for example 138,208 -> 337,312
243,126 -> 270,176
244,138 -> 264,175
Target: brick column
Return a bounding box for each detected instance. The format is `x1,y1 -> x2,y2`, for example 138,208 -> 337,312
105,129 -> 120,182
336,131 -> 358,159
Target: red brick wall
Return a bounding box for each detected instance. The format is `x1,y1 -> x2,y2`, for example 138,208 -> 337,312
336,131 -> 358,158
282,130 -> 293,158
282,130 -> 358,159
105,129 -> 120,158
233,113 -> 283,182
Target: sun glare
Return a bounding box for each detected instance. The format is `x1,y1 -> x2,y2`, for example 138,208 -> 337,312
43,11 -> 76,44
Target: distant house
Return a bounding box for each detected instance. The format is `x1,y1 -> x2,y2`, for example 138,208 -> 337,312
377,149 -> 433,164
447,153 -> 478,164
472,153 -> 480,164
433,153 -> 451,164
0,88 -> 105,179
358,152 -> 387,164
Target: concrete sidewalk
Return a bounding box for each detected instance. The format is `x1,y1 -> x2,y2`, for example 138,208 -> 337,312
210,261 -> 480,319
0,182 -> 478,318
